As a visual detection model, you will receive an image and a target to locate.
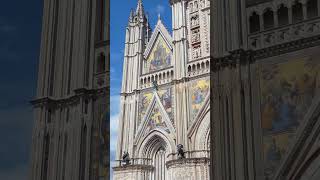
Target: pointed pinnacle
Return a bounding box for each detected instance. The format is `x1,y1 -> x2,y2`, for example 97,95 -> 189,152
136,0 -> 144,16
129,9 -> 134,22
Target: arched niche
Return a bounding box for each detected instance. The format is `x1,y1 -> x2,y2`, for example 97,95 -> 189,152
136,130 -> 175,180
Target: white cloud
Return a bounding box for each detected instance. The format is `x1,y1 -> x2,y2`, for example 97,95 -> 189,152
110,112 -> 119,179
110,95 -> 120,152
110,113 -> 119,152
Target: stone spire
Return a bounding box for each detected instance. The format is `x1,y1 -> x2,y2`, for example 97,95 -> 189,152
136,0 -> 144,16
129,9 -> 134,22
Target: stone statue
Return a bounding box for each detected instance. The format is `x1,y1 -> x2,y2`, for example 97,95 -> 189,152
177,144 -> 185,159
122,151 -> 130,165
152,80 -> 158,90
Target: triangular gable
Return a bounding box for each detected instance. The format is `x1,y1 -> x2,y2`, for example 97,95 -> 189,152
135,90 -> 176,144
144,19 -> 173,58
143,20 -> 173,73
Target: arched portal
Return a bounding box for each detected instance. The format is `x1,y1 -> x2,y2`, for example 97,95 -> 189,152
137,130 -> 175,180
144,135 -> 168,180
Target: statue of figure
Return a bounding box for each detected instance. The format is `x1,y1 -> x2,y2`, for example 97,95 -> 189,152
152,80 -> 158,90
177,144 -> 185,159
122,151 -> 130,165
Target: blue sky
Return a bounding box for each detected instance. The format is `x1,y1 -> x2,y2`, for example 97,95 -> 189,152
110,0 -> 172,177
0,0 -> 43,179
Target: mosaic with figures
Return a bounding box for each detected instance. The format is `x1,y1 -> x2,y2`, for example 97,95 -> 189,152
259,58 -> 320,179
158,87 -> 173,121
138,92 -> 153,126
146,35 -> 171,72
190,78 -> 210,124
138,87 -> 173,127
146,103 -> 170,133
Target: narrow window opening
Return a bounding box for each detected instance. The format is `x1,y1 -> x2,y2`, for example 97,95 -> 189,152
278,4 -> 289,26
292,1 -> 303,23
249,12 -> 260,33
307,0 -> 318,19
263,8 -> 274,29
97,53 -> 106,73
84,100 -> 89,114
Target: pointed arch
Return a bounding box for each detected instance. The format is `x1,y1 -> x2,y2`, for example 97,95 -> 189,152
136,129 -> 175,158
136,130 -> 174,180
135,91 -> 176,143
189,105 -> 210,151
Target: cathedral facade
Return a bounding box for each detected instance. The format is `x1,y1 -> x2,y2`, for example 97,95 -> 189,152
211,0 -> 320,179
113,0 -> 211,179
29,0 -> 109,180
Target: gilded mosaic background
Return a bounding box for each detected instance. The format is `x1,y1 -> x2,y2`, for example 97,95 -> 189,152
260,58 -> 320,179
138,87 -> 173,128
138,92 -> 153,126
158,87 -> 173,121
146,35 -> 171,72
190,78 -> 210,124
146,103 -> 170,133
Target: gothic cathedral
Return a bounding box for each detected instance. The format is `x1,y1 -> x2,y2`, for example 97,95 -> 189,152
113,0 -> 211,179
30,0 -> 109,180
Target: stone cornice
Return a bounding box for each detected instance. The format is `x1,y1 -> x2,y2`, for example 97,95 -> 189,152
211,49 -> 253,72
253,35 -> 320,60
31,87 -> 107,108
112,164 -> 154,171
166,157 -> 210,168
141,66 -> 173,77
212,34 -> 320,71
120,89 -> 140,96
171,77 -> 189,84
169,0 -> 187,5
95,40 -> 109,48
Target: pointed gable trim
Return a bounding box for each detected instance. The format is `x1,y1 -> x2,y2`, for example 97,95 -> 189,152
187,94 -> 210,137
135,90 -> 176,145
273,94 -> 320,179
144,19 -> 173,59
